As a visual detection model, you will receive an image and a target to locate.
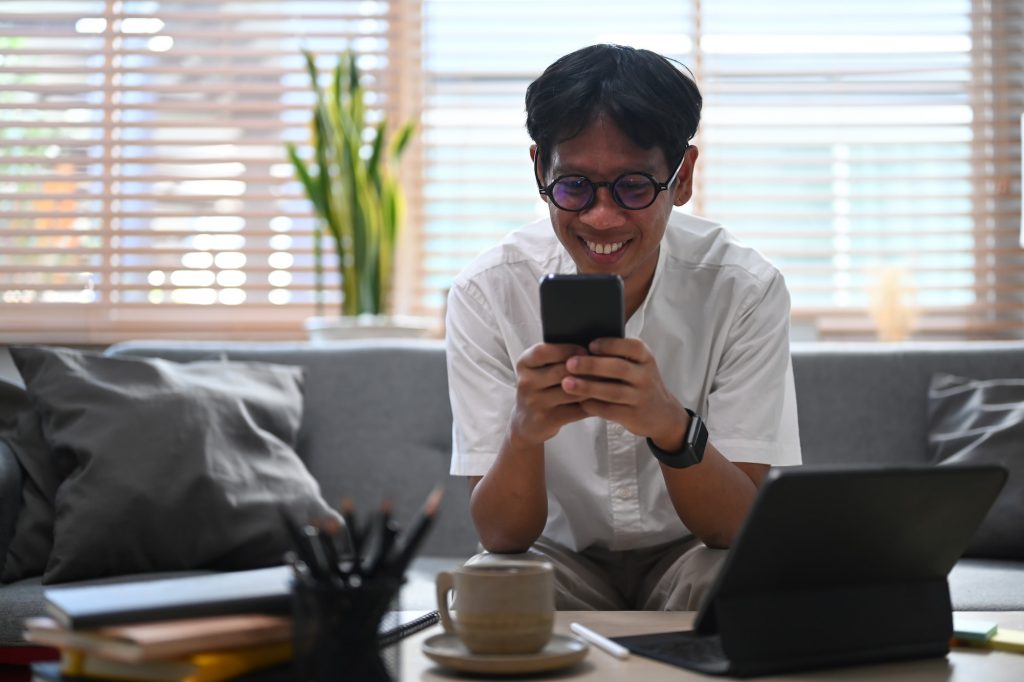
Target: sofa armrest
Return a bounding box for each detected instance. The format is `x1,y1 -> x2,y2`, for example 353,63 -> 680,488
0,438 -> 23,565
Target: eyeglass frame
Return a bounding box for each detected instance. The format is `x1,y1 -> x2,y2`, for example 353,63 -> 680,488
533,145 -> 689,212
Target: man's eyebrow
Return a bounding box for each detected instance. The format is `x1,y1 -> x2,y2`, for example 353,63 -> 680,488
551,163 -> 661,178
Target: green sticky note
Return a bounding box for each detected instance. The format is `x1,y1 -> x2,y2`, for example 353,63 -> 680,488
952,616 -> 998,642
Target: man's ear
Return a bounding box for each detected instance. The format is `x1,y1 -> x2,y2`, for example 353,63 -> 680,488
530,144 -> 543,182
530,144 -> 550,205
673,145 -> 699,206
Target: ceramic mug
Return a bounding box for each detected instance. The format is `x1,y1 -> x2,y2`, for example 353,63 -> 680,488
435,559 -> 555,655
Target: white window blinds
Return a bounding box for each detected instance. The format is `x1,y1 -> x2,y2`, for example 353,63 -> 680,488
696,0 -> 1024,339
4,1 -> 1023,343
415,0 -> 1024,340
1,0 -> 415,343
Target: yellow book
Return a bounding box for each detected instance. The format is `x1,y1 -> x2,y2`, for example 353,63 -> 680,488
60,641 -> 291,682
987,628 -> 1024,654
954,627 -> 1024,654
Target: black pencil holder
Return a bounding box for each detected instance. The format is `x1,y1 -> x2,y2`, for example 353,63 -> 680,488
292,577 -> 403,682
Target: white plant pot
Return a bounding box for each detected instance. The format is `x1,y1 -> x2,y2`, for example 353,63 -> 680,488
304,314 -> 437,342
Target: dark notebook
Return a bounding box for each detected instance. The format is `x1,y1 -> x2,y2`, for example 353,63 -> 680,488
614,464 -> 1007,678
43,565 -> 438,649
44,567 -> 294,630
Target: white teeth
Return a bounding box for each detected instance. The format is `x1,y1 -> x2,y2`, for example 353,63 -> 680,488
585,240 -> 625,255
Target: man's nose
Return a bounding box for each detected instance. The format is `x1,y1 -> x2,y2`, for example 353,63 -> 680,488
580,185 -> 626,227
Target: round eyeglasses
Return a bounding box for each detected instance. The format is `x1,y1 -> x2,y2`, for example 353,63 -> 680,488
534,148 -> 687,212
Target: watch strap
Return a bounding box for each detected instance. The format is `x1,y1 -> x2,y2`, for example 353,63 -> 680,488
646,408 -> 708,469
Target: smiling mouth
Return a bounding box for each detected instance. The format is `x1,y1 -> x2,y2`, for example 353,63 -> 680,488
583,239 -> 627,255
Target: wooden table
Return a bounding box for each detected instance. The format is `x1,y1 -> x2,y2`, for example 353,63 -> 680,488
399,611 -> 1024,681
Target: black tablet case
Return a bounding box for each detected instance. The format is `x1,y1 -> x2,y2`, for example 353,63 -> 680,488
614,465 -> 1007,677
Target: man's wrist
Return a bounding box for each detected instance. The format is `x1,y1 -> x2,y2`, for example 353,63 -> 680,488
649,409 -> 691,453
505,418 -> 547,454
647,408 -> 708,469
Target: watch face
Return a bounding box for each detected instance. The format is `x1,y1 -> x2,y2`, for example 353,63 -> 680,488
647,411 -> 707,469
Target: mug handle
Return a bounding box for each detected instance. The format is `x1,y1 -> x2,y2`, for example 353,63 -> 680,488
435,571 -> 456,634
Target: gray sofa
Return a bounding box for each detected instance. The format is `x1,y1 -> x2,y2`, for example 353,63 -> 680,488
1,339 -> 1023,651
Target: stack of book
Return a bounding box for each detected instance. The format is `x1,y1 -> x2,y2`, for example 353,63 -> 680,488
25,612 -> 293,682
23,565 -> 439,682
23,567 -> 300,682
24,492 -> 445,682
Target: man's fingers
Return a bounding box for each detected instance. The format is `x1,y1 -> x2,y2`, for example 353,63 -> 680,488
550,402 -> 587,424
533,384 -> 586,408
577,399 -> 621,421
519,341 -> 587,371
520,360 -> 579,394
562,375 -> 633,405
566,354 -> 635,383
588,337 -> 651,363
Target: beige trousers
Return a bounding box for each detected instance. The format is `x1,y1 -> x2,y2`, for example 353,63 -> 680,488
468,536 -> 727,611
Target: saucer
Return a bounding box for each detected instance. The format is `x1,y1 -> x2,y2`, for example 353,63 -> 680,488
421,632 -> 588,674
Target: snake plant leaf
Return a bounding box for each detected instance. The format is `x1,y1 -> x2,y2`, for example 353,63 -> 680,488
390,121 -> 416,160
285,143 -> 322,216
368,119 -> 386,189
289,49 -> 415,317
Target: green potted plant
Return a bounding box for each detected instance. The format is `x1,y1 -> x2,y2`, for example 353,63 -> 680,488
287,50 -> 420,339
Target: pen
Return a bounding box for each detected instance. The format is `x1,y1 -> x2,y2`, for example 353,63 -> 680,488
570,622 -> 630,660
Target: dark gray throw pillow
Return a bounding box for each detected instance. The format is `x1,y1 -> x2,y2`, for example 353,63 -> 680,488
0,377 -> 30,431
927,373 -> 1024,559
1,408 -> 64,583
1,378 -> 43,580
10,346 -> 339,583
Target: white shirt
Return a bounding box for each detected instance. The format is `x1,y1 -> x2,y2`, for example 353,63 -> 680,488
446,211 -> 802,552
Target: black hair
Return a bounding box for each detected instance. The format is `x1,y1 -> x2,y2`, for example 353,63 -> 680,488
525,44 -> 702,176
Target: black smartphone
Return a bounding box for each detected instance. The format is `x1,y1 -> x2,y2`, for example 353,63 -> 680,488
540,274 -> 625,347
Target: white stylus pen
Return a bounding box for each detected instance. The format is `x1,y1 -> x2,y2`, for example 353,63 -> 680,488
570,622 -> 631,660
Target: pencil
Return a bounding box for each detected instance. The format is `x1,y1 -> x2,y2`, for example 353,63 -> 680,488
362,500 -> 398,578
388,486 -> 443,576
339,497 -> 362,568
277,505 -> 320,575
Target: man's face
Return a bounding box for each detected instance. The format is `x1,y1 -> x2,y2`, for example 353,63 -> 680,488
534,115 -> 696,311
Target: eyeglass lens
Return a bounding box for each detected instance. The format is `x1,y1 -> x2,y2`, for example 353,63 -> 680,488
550,174 -> 658,211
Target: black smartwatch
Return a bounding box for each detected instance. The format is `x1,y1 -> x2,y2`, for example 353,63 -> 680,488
647,408 -> 708,469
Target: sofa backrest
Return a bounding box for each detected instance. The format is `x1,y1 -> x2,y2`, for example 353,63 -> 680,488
791,341 -> 1024,467
107,338 -> 1024,556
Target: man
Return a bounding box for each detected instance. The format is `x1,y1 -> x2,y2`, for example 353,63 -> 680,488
445,44 -> 801,611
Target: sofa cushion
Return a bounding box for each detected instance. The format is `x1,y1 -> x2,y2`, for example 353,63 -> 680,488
927,373 -> 1024,559
948,558 -> 1024,611
8,346 -> 339,583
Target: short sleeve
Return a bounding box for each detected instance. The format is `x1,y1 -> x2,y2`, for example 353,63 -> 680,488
705,271 -> 802,466
445,279 -> 518,476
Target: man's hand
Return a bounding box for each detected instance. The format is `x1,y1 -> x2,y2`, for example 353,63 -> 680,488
560,337 -> 688,449
469,342 -> 590,554
561,336 -> 769,548
510,342 -> 591,447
